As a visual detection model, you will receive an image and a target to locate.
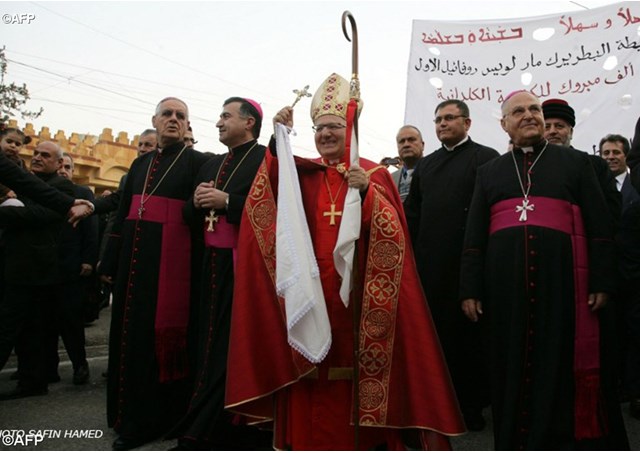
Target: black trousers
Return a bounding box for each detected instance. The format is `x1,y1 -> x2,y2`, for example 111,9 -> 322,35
620,277 -> 640,397
45,279 -> 88,373
0,283 -> 58,390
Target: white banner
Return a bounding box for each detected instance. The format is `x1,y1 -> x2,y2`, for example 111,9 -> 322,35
405,1 -> 640,155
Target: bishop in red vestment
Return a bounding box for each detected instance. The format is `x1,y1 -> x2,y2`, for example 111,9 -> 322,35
226,74 -> 465,450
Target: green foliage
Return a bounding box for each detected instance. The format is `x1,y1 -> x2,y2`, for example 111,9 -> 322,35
0,46 -> 43,124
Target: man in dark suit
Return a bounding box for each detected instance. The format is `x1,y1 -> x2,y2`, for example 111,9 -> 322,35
599,134 -> 640,418
43,153 -> 99,385
0,141 -> 75,399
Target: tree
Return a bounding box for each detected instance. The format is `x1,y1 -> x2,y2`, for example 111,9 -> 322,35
0,46 -> 43,125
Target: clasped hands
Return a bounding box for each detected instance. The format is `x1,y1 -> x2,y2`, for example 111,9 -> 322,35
193,182 -> 228,210
68,199 -> 95,226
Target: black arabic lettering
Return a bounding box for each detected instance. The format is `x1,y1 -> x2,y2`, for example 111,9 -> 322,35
604,63 -> 636,84
546,52 -> 559,67
617,36 -> 640,51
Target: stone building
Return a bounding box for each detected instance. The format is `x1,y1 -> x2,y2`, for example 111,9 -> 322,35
7,119 -> 138,194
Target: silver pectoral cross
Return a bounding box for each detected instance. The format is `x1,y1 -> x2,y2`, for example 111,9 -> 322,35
138,204 -> 145,219
515,198 -> 534,222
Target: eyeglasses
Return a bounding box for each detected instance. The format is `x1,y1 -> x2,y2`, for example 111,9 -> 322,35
433,114 -> 467,124
312,123 -> 346,133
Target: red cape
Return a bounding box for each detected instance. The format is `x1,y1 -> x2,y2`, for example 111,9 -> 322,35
226,151 -> 465,447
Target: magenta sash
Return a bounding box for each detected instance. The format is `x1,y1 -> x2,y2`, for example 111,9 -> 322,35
127,194 -> 190,383
490,196 -> 605,439
203,215 -> 239,267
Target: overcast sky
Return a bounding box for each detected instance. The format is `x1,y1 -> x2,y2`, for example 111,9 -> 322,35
1,0 -> 621,163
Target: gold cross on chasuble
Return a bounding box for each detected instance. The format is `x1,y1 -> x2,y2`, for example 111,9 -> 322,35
323,203 -> 343,226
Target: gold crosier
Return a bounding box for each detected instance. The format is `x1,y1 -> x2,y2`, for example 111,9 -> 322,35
342,10 -> 363,449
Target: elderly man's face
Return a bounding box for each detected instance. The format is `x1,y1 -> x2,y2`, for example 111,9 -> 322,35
500,92 -> 545,147
58,155 -> 73,180
313,114 -> 347,162
544,118 -> 573,147
152,99 -> 188,147
31,142 -> 62,175
138,133 -> 158,156
396,127 -> 424,164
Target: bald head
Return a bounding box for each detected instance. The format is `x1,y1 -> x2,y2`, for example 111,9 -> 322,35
31,141 -> 63,175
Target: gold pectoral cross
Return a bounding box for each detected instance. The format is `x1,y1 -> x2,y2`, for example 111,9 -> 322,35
323,204 -> 343,226
205,209 -> 219,232
138,204 -> 145,219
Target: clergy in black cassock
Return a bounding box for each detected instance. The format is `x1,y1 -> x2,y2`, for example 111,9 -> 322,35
404,99 -> 498,430
98,97 -> 210,450
460,91 -> 628,450
170,97 -> 272,450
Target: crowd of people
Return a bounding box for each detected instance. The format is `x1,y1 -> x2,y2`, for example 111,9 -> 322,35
0,78 -> 639,451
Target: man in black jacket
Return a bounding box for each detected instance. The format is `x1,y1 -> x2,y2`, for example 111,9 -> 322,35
404,99 -> 498,431
43,153 -> 99,385
0,141 -> 75,399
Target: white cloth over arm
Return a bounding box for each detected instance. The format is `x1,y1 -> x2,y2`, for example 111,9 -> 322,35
275,123 -> 331,363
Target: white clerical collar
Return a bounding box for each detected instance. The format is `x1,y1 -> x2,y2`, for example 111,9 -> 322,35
521,146 -> 534,153
443,136 -> 469,152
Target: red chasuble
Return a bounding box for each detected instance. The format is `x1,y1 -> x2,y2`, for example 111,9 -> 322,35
226,151 -> 465,450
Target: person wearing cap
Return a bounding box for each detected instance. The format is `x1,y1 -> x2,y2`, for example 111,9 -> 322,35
542,98 -> 620,227
460,90 -> 628,449
98,97 -> 210,451
168,97 -> 270,450
225,74 -> 465,450
541,98 -> 576,147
